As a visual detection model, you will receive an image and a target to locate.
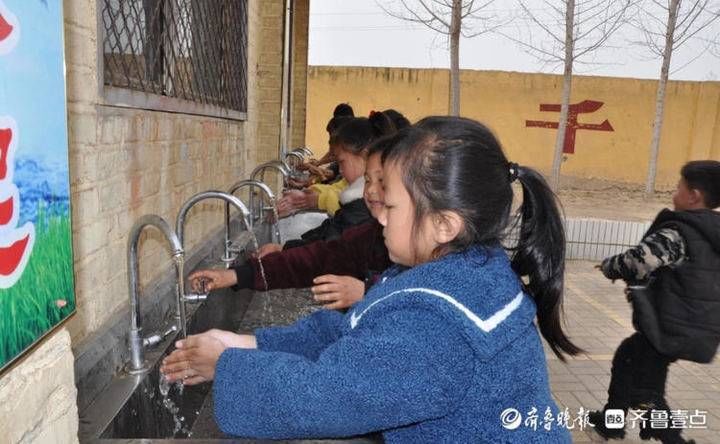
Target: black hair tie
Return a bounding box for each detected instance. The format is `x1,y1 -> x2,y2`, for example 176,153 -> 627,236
508,162 -> 520,183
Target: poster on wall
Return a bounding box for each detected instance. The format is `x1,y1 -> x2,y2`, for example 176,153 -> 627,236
0,0 -> 75,373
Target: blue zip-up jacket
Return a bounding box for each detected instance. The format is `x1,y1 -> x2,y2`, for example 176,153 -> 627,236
213,246 -> 570,443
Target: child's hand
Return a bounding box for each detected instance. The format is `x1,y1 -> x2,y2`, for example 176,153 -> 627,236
287,176 -> 311,189
593,264 -> 616,283
311,274 -> 365,310
304,163 -> 332,180
204,329 -> 257,349
254,243 -> 282,258
160,332 -> 227,385
188,269 -> 237,292
277,189 -> 319,217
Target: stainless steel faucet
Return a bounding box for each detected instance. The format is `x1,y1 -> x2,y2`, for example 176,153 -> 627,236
175,191 -> 252,334
249,160 -> 291,221
225,180 -> 282,264
291,147 -> 314,157
250,160 -> 291,183
126,214 -> 184,374
284,150 -> 305,167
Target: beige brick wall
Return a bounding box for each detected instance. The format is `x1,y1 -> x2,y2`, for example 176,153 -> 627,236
0,329 -> 78,444
0,0 -> 309,441
292,0 -> 310,149
255,0 -> 309,163
255,0 -> 284,165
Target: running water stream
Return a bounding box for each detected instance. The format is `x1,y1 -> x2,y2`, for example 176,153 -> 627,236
154,212 -> 272,436
246,226 -> 271,323
157,372 -> 191,437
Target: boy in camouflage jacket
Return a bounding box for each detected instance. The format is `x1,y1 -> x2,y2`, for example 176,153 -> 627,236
590,160 -> 720,444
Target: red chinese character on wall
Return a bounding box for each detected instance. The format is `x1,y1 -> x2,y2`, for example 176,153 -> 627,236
526,100 -> 614,154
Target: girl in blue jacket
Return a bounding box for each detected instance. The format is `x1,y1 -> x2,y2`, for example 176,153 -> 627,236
162,116 -> 580,443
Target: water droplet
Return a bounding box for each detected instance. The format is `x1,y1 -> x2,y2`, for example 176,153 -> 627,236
159,373 -> 170,397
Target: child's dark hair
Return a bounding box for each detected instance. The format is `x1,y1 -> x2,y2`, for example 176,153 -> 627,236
383,116 -> 580,360
681,160 -> 720,208
368,132 -> 400,158
326,103 -> 355,134
331,112 -> 397,155
381,109 -> 411,130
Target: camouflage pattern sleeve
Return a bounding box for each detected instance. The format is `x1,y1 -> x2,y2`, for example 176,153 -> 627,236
600,228 -> 687,282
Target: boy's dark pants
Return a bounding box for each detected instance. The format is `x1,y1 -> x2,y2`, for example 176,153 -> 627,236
602,332 -> 695,441
606,332 -> 675,412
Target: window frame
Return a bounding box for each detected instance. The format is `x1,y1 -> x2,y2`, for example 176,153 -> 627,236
95,0 -> 248,121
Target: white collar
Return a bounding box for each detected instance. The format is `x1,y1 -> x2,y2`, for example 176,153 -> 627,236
339,177 -> 365,204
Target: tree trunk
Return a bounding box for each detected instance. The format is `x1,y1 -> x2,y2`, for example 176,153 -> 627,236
550,0 -> 575,191
646,0 -> 679,196
448,0 -> 461,116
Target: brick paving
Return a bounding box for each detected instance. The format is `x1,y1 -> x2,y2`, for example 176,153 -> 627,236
544,261 -> 719,443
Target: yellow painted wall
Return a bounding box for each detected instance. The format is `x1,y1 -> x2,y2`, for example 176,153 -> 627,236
306,66 -> 720,190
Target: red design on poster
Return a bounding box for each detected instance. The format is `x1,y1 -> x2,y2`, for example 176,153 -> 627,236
0,123 -> 34,288
525,100 -> 614,154
0,1 -> 33,289
0,127 -> 12,179
0,194 -> 13,224
0,121 -> 34,288
0,232 -> 30,276
0,12 -> 12,41
0,1 -> 18,55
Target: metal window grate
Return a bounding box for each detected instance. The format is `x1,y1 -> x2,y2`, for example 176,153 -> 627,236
101,0 -> 248,113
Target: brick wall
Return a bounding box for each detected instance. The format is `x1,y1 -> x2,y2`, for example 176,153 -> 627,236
292,0 -> 309,149
255,0 -> 309,164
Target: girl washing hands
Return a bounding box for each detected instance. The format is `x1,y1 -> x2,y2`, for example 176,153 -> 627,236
162,116 -> 578,442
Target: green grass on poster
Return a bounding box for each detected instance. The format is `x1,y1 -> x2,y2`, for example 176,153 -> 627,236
0,205 -> 75,368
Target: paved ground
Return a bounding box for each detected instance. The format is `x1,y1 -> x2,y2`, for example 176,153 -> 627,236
547,261 -> 719,443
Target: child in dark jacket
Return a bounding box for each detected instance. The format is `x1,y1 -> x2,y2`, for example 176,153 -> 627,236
188,142 -> 392,309
590,160 -> 720,444
162,117 -> 579,442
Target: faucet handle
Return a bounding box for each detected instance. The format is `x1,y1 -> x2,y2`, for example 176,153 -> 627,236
142,324 -> 178,347
183,292 -> 208,303
185,276 -> 211,301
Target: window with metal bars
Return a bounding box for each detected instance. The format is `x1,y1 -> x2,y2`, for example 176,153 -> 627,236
101,0 -> 248,118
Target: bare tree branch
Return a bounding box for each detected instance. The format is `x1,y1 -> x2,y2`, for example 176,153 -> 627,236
495,29 -> 565,62
670,42 -> 711,74
635,0 -> 720,63
518,0 -> 565,45
377,0 -> 507,116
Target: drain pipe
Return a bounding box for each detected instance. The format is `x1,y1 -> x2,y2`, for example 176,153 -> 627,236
278,0 -> 294,159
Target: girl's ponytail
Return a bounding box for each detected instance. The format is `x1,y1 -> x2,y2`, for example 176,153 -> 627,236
511,165 -> 582,360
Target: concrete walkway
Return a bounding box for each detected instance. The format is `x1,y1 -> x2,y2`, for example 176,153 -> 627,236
546,261 -> 719,443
